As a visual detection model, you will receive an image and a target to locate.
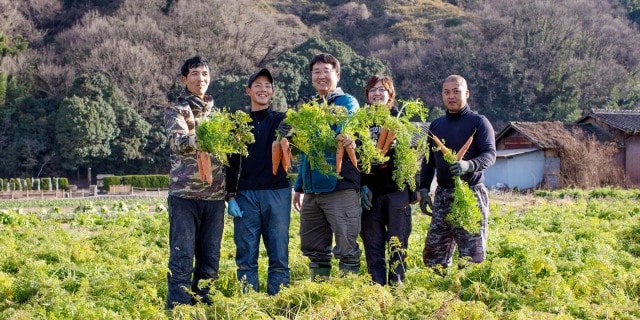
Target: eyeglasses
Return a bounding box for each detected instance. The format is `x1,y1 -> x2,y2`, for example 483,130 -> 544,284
369,87 -> 388,93
311,69 -> 337,76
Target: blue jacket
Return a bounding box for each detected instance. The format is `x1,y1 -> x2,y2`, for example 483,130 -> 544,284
294,88 -> 361,193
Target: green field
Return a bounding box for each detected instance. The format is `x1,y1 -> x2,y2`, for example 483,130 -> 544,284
1,188 -> 639,319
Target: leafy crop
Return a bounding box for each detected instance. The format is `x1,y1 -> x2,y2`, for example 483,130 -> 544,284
360,99 -> 429,190
437,140 -> 483,233
0,189 -> 639,319
284,101 -> 345,177
195,110 -> 254,165
285,99 -> 429,189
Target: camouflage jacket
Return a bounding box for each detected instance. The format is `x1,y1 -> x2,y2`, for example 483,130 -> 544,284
164,89 -> 225,200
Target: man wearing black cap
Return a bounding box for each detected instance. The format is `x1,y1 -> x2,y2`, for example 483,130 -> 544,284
225,68 -> 292,295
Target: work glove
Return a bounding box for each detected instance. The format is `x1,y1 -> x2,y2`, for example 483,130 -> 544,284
227,199 -> 243,218
188,134 -> 197,149
277,121 -> 294,138
419,188 -> 433,215
361,185 -> 373,211
449,160 -> 475,176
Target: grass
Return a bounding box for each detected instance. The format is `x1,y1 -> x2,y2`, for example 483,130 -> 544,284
0,188 -> 639,319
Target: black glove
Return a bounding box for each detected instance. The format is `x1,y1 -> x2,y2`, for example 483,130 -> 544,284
419,188 -> 432,215
278,120 -> 294,138
449,160 -> 475,176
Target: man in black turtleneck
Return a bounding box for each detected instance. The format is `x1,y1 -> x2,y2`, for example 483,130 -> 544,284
418,74 -> 496,272
225,68 -> 291,295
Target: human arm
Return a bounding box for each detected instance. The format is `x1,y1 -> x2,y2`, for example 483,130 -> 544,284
164,104 -> 198,154
418,134 -> 436,215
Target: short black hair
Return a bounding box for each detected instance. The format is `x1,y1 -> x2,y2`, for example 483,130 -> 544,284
180,56 -> 210,77
309,53 -> 340,73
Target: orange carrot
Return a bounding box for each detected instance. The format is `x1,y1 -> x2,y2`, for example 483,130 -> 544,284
377,127 -> 389,150
346,146 -> 357,167
197,151 -> 205,182
204,155 -> 212,184
336,134 -> 357,173
197,151 -> 213,184
272,140 -> 282,175
381,130 -> 396,155
430,132 -> 450,155
336,142 -> 344,174
456,132 -> 475,161
280,137 -> 291,172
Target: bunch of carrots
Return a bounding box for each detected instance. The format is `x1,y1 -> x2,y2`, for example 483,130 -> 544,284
195,110 -> 254,184
335,133 -> 358,174
431,131 -> 482,233
283,102 -> 354,178
271,137 -> 292,175
376,127 -> 396,156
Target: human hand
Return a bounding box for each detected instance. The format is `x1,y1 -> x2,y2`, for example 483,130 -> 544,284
419,188 -> 432,215
361,185 -> 373,211
293,192 -> 303,212
336,133 -> 356,149
277,121 -> 294,138
227,199 -> 243,218
449,160 -> 475,176
188,134 -> 197,149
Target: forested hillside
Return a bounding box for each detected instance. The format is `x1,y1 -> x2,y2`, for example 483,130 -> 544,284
1,0 -> 639,184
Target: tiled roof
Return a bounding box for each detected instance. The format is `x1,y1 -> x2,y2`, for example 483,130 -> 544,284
496,121 -> 614,149
411,122 -> 430,147
581,109 -> 640,132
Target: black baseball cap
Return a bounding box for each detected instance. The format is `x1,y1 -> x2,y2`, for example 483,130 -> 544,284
246,68 -> 273,88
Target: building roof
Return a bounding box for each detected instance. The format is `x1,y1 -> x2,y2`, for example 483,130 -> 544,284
577,109 -> 640,133
495,148 -> 539,158
411,121 -> 430,147
495,121 -> 614,149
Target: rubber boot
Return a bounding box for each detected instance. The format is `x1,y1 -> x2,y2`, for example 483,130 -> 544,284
309,261 -> 332,281
338,261 -> 360,277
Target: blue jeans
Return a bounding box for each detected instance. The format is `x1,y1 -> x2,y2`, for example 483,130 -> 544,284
234,188 -> 291,295
166,195 -> 225,309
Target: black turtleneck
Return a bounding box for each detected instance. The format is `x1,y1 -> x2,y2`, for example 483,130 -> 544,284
419,105 -> 496,189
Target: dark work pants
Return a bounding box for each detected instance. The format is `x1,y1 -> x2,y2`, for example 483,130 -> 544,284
360,188 -> 412,285
422,184 -> 489,268
166,195 -> 225,309
299,189 -> 362,265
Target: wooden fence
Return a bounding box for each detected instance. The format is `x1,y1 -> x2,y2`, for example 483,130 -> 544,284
0,185 -> 167,200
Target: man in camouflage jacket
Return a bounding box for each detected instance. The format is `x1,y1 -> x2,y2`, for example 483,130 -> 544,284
164,56 -> 226,308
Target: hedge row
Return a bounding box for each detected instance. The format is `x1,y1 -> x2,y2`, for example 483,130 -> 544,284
0,177 -> 69,191
101,175 -> 169,191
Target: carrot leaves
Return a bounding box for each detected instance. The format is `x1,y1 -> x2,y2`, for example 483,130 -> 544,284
195,110 -> 254,165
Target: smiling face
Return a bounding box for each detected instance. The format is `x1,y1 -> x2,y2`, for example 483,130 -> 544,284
181,65 -> 210,99
246,75 -> 274,111
367,81 -> 391,107
311,61 -> 340,97
441,77 -> 469,113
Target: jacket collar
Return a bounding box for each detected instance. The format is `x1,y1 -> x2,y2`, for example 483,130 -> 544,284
179,88 -> 213,115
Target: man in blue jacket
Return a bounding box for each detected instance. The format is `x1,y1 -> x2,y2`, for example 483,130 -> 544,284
291,53 -> 362,280
225,69 -> 291,295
